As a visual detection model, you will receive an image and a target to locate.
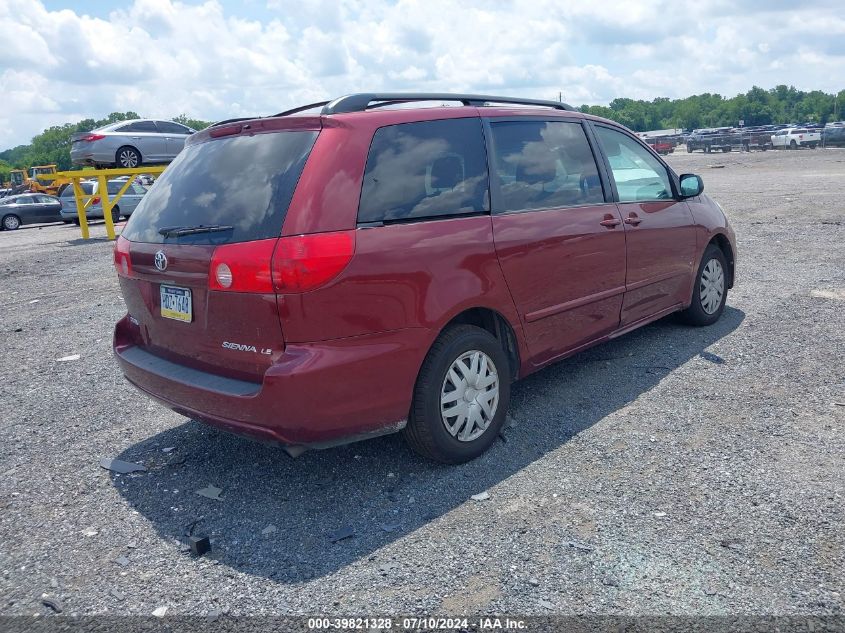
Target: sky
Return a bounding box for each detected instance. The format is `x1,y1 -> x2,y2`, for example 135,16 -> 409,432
2,0 -> 844,150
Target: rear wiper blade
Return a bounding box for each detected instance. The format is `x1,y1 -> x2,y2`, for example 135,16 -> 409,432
158,224 -> 234,237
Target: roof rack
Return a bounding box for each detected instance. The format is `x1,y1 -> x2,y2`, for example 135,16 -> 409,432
320,93 -> 573,115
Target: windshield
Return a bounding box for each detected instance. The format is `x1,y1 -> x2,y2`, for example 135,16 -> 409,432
121,130 -> 318,244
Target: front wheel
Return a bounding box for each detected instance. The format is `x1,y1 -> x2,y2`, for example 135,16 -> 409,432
2,214 -> 21,230
790,140 -> 798,150
403,325 -> 511,463
678,245 -> 728,326
116,146 -> 141,168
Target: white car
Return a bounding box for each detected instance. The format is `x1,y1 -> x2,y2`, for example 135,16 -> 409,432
771,128 -> 820,149
58,179 -> 148,224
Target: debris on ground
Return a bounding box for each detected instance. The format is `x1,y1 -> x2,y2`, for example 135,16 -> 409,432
99,458 -> 147,474
528,577 -> 540,587
261,524 -> 277,536
380,523 -> 401,532
162,447 -> 175,453
471,491 -> 490,501
196,485 -> 223,500
699,351 -> 726,364
189,536 -> 211,556
152,606 -> 168,617
56,354 -> 80,362
109,588 -> 125,601
41,597 -> 62,613
567,540 -> 594,552
115,555 -> 130,567
329,526 -> 355,543
81,527 -> 98,537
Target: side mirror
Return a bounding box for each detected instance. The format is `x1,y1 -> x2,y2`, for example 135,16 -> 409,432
679,173 -> 704,198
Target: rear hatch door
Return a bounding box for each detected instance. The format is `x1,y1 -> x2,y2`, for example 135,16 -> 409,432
117,119 -> 320,382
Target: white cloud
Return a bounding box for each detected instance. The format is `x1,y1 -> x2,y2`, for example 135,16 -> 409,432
0,0 -> 843,149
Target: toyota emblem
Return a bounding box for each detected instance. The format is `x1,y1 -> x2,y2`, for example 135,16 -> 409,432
154,250 -> 168,272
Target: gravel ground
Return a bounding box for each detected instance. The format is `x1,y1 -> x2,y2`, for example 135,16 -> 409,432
0,148 -> 843,620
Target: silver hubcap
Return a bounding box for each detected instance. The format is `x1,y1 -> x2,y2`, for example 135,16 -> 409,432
700,258 -> 725,314
3,216 -> 19,229
120,150 -> 138,167
440,350 -> 499,442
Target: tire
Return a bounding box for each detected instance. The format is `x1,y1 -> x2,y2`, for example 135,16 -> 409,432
789,140 -> 797,150
73,219 -> 80,226
686,144 -> 693,153
403,325 -> 511,464
111,206 -> 121,223
705,145 -> 711,153
116,146 -> 141,168
809,143 -> 817,149
2,214 -> 21,230
678,244 -> 728,327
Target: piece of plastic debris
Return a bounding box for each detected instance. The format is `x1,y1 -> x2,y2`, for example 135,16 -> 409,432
653,511 -> 667,518
189,536 -> 211,556
329,526 -> 355,543
41,597 -> 62,613
56,354 -> 80,362
81,527 -> 98,537
110,588 -> 125,601
99,458 -> 147,474
162,447 -> 175,453
152,606 -> 168,618
699,351 -> 726,364
196,485 -> 223,500
115,556 -> 130,567
567,540 -> 594,552
261,525 -> 277,535
29,299 -> 40,304
471,491 -> 490,501
380,522 -> 401,532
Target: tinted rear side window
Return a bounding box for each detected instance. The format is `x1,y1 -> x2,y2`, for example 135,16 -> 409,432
121,131 -> 318,244
358,118 -> 489,224
489,121 -> 604,212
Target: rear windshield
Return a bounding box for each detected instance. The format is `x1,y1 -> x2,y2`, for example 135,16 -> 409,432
61,182 -> 94,196
121,130 -> 318,244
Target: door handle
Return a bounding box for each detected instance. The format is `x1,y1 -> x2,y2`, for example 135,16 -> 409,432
599,218 -> 621,228
624,214 -> 642,226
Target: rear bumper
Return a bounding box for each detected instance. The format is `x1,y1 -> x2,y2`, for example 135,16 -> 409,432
113,315 -> 430,448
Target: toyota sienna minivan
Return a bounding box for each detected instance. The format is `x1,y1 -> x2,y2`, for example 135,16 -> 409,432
113,93 -> 736,463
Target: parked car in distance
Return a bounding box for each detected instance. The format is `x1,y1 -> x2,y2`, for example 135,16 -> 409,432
70,119 -> 196,168
643,137 -> 674,155
822,122 -> 845,147
113,92 -> 736,464
59,179 -> 148,224
771,127 -> 820,149
0,193 -> 63,230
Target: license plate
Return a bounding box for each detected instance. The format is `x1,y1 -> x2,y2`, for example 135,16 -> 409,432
160,285 -> 192,323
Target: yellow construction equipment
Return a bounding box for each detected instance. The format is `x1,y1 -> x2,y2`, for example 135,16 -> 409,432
28,165 -> 74,196
54,165 -> 166,240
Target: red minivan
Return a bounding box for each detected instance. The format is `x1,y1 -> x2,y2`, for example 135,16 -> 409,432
114,93 -> 736,463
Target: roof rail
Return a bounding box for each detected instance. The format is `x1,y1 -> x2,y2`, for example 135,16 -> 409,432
321,93 -> 573,115
208,117 -> 257,128
271,101 -> 331,118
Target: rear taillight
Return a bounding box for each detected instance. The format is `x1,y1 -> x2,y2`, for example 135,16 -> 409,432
81,133 -> 105,142
207,231 -> 356,294
91,196 -> 100,205
209,238 -> 277,293
114,236 -> 133,277
272,230 -> 355,293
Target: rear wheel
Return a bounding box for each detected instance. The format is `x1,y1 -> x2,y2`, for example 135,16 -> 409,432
111,206 -> 121,223
678,244 -> 728,327
2,214 -> 21,230
403,325 -> 511,463
116,146 -> 141,168
790,139 -> 798,150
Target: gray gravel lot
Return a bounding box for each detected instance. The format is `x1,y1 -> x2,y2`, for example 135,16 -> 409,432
0,149 -> 843,619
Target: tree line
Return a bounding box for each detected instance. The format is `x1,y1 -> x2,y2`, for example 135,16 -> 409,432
579,85 -> 844,133
2,84 -> 843,183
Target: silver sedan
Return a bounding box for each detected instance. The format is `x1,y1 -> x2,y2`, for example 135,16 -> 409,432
70,119 -> 196,168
